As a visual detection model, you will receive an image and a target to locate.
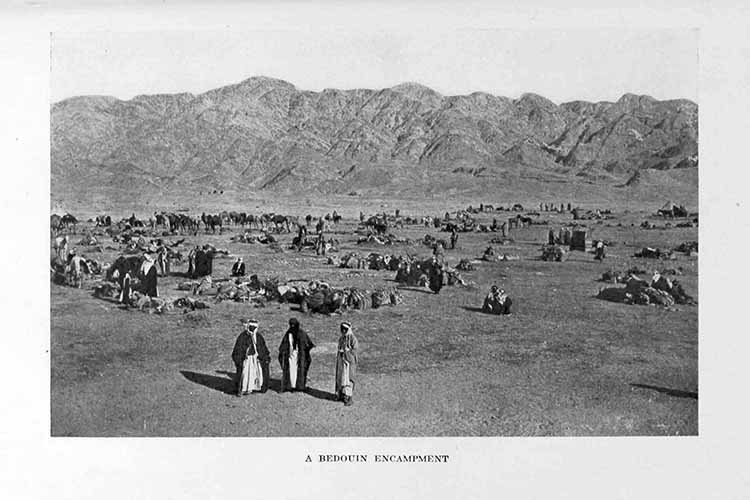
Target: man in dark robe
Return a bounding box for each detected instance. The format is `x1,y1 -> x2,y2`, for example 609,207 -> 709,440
231,257 -> 246,277
231,319 -> 270,395
142,258 -> 158,297
450,229 -> 458,250
428,261 -> 444,294
278,318 -> 315,392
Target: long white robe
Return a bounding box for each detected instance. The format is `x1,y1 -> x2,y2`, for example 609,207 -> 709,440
287,333 -> 298,389
239,333 -> 263,393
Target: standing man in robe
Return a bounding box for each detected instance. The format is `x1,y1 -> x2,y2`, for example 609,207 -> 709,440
335,321 -> 359,406
278,318 -> 315,392
141,254 -> 158,297
232,319 -> 270,396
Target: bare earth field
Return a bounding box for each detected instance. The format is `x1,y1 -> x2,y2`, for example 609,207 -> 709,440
51,198 -> 697,436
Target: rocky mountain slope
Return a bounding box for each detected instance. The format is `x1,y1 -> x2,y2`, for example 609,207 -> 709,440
51,76 -> 698,200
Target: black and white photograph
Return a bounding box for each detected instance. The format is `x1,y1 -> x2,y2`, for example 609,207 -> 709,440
49,27 -> 699,437
4,1 -> 750,498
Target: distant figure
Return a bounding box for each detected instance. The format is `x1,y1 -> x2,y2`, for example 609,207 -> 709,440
335,321 -> 359,406
567,202 -> 572,211
67,253 -> 84,288
278,318 -> 315,392
433,242 -> 445,265
501,221 -> 508,238
548,229 -> 556,245
428,262 -> 444,294
231,257 -> 246,277
450,228 -> 459,249
594,241 -> 606,261
156,246 -> 169,276
232,319 -> 270,396
297,225 -> 307,251
187,245 -> 199,277
54,235 -> 68,261
315,231 -> 325,256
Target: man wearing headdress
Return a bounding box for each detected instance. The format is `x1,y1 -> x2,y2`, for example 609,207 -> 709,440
278,318 -> 315,392
335,321 -> 359,406
232,319 -> 270,396
231,257 -> 246,277
141,254 -> 158,297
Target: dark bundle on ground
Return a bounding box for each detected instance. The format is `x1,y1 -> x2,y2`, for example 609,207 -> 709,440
422,234 -> 447,249
394,258 -> 466,288
482,286 -> 512,315
597,275 -> 695,307
456,259 -> 476,271
634,247 -> 675,259
93,281 -> 121,299
174,296 -> 210,310
338,252 -> 367,269
600,270 -> 626,283
367,253 -> 405,271
482,246 -> 496,261
301,287 -> 345,314
344,288 -> 371,310
262,276 -> 284,301
371,287 -> 403,308
541,245 -> 568,262
674,241 -> 698,254
356,233 -> 409,245
627,265 -> 648,275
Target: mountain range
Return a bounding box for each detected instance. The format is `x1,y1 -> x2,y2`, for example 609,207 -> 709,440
51,76 -> 698,204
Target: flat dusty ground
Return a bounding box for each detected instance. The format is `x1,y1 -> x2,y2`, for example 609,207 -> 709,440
50,201 -> 697,436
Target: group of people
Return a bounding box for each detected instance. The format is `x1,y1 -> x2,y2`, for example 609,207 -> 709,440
231,317 -> 359,406
482,285 -> 512,315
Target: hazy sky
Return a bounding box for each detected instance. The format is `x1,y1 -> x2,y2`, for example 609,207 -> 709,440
51,29 -> 698,104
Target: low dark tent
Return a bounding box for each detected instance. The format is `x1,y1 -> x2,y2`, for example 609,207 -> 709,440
192,249 -> 215,277
569,229 -> 588,251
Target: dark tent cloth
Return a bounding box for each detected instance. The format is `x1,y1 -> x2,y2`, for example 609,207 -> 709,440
231,330 -> 270,393
278,326 -> 315,391
192,249 -> 214,278
143,265 -> 158,297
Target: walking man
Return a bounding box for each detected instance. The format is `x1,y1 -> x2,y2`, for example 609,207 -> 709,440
335,321 -> 359,406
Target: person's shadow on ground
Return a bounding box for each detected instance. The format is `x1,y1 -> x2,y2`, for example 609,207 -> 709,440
181,370 -> 338,401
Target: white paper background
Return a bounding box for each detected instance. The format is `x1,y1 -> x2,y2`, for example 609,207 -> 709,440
1,1 -> 748,498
